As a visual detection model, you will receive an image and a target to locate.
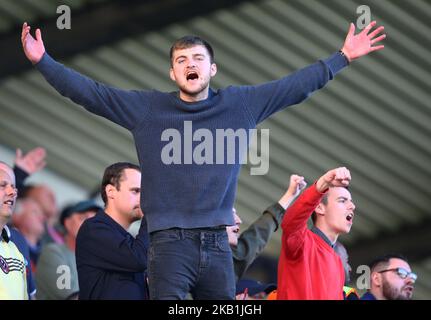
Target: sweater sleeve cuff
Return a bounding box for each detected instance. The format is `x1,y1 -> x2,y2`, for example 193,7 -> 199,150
263,202 -> 286,232
13,166 -> 29,182
310,180 -> 329,197
13,166 -> 29,195
323,52 -> 349,78
34,52 -> 55,72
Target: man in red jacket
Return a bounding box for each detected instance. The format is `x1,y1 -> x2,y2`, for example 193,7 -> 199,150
277,167 -> 355,300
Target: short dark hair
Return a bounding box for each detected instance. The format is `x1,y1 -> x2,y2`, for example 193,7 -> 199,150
101,162 -> 140,205
369,254 -> 408,272
311,193 -> 329,224
170,35 -> 215,65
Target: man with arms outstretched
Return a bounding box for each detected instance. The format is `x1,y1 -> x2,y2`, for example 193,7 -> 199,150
22,21 -> 384,299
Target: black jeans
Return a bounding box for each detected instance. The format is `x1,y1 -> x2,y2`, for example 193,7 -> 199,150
148,227 -> 235,300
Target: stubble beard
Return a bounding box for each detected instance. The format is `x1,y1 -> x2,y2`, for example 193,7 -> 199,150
179,79 -> 209,100
382,280 -> 411,300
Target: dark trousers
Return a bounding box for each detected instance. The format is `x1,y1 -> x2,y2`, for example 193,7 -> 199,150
148,227 -> 235,300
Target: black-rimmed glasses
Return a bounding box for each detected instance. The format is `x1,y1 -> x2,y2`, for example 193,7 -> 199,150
379,267 -> 417,282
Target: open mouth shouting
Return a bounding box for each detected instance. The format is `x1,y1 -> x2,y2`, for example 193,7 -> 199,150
186,71 -> 199,82
346,212 -> 354,223
232,226 -> 240,237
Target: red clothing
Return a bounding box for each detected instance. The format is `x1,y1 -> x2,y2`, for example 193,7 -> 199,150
277,183 -> 345,300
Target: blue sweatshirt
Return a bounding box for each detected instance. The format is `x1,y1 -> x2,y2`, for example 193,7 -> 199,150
35,52 -> 347,233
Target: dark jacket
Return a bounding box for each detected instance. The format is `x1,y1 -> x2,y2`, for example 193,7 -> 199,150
76,211 -> 149,299
232,203 -> 285,282
361,291 -> 377,300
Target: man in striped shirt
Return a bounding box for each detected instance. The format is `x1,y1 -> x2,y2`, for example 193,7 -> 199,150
0,162 -> 28,300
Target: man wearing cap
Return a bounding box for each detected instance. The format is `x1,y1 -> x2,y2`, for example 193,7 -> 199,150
35,200 -> 99,299
76,162 -> 149,300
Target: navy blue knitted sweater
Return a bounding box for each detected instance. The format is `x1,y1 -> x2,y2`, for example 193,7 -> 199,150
36,52 -> 347,233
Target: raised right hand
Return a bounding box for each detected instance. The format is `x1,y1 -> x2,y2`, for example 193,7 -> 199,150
316,167 -> 351,192
278,174 -> 307,209
287,174 -> 307,199
21,22 -> 45,64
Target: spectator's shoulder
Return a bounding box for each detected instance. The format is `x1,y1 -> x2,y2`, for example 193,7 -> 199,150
9,227 -> 26,243
76,214 -> 97,238
77,212 -> 114,239
42,242 -> 64,254
38,243 -> 67,263
83,211 -> 106,226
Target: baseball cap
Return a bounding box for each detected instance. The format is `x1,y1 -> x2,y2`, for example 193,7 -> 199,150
235,279 -> 277,296
60,200 -> 102,226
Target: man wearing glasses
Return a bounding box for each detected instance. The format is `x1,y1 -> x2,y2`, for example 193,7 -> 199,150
361,254 -> 416,300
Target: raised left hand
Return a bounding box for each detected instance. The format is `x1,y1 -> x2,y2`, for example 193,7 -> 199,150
341,21 -> 386,62
15,147 -> 47,175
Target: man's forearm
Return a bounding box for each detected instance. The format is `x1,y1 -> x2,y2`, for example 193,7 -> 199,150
281,182 -> 325,235
13,166 -> 29,196
35,53 -> 140,130
35,53 -> 108,112
232,203 -> 285,281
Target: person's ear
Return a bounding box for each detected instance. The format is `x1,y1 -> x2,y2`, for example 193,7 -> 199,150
315,203 -> 325,218
63,217 -> 73,233
210,63 -> 217,77
169,68 -> 176,82
106,184 -> 116,200
371,271 -> 382,287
